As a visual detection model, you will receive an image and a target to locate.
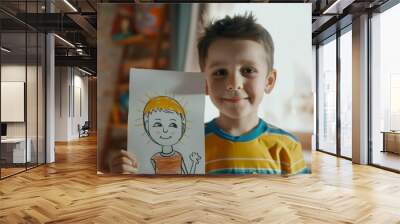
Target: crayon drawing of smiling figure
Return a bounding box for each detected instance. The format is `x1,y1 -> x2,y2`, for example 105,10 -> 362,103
143,96 -> 201,174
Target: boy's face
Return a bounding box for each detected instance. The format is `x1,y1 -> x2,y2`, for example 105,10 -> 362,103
146,110 -> 184,146
204,38 -> 276,120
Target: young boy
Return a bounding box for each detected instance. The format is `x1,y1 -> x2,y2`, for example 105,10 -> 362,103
108,13 -> 310,175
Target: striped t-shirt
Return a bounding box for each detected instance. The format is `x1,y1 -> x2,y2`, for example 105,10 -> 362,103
205,119 -> 310,175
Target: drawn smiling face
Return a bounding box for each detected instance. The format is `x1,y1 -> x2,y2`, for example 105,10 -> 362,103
147,110 -> 183,146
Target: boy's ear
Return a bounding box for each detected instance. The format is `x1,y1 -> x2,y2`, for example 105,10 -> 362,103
264,69 -> 277,94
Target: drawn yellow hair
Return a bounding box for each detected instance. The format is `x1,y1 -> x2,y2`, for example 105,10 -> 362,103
143,96 -> 187,142
143,96 -> 185,115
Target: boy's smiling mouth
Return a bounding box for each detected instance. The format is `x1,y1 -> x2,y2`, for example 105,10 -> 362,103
222,97 -> 249,103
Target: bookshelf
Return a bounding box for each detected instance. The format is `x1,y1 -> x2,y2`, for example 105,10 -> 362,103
101,5 -> 171,171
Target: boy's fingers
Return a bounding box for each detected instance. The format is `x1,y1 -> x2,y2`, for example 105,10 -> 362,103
110,163 -> 124,173
131,159 -> 138,168
111,156 -> 133,167
110,150 -> 137,173
119,149 -> 139,167
110,164 -> 138,174
121,164 -> 138,174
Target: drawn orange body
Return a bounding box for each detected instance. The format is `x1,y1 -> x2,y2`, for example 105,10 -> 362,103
151,151 -> 183,174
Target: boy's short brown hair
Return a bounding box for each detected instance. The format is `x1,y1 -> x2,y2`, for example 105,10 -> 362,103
197,13 -> 274,72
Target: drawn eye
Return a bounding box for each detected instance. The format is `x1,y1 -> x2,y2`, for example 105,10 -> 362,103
152,122 -> 162,127
169,123 -> 178,128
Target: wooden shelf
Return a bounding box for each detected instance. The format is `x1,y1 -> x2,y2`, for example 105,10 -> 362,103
103,5 -> 169,169
118,83 -> 129,92
110,123 -> 128,130
123,58 -> 154,70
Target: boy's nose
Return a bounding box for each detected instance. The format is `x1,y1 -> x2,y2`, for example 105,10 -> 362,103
226,73 -> 243,91
163,128 -> 168,133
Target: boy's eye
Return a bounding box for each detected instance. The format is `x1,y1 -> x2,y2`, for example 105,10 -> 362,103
241,66 -> 257,76
169,123 -> 178,128
152,122 -> 162,127
212,69 -> 228,77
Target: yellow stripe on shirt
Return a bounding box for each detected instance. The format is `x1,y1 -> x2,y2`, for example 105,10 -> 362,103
204,119 -> 309,175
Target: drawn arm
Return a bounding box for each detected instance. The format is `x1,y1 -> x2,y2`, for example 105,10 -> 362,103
189,152 -> 201,174
181,156 -> 188,174
151,158 -> 156,174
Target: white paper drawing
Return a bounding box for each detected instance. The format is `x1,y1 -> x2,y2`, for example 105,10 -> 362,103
128,69 -> 205,174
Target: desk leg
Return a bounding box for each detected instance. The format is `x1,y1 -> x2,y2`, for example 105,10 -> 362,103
382,133 -> 386,153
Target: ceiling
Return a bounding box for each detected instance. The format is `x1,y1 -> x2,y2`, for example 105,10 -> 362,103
0,0 -> 97,73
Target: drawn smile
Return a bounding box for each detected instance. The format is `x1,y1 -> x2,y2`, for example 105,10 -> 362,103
159,136 -> 172,139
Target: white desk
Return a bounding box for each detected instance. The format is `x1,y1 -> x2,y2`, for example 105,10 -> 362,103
1,138 -> 31,163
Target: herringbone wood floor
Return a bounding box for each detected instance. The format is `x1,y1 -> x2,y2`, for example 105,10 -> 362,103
1,135 -> 400,224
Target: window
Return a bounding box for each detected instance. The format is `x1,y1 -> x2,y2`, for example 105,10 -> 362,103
0,1 -> 47,179
317,36 -> 337,155
370,2 -> 400,171
390,74 -> 400,130
339,28 -> 352,158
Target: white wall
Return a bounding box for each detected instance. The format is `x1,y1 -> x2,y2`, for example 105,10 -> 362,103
1,65 -> 26,81
1,64 -> 46,164
55,67 -> 69,141
55,67 -> 89,141
72,72 -> 89,138
1,65 -> 31,138
1,65 -> 26,133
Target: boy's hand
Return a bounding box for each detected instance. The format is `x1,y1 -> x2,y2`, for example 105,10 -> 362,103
109,149 -> 138,174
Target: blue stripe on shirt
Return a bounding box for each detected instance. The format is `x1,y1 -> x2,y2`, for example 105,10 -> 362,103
205,118 -> 300,143
204,119 -> 267,142
264,123 -> 300,142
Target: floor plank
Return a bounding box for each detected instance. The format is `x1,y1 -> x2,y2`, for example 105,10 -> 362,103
1,135 -> 400,223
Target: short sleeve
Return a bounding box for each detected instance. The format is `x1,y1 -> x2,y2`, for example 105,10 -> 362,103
279,141 -> 309,175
